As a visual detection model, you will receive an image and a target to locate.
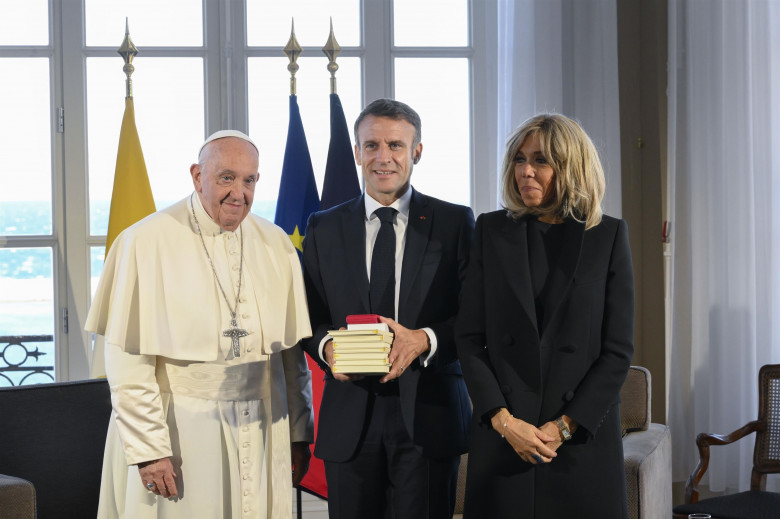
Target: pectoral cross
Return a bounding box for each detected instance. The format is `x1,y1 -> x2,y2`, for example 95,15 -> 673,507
223,316 -> 249,357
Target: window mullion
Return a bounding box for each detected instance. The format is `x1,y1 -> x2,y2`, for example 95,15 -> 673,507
59,0 -> 91,380
361,0 -> 392,103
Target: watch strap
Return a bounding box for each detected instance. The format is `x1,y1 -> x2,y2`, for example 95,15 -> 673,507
556,416 -> 572,441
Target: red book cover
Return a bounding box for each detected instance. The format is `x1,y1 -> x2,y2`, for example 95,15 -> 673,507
346,314 -> 381,324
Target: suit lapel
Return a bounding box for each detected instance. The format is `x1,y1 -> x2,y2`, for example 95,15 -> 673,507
540,218 -> 585,335
342,195 -> 371,312
495,215 -> 538,336
399,189 -> 435,324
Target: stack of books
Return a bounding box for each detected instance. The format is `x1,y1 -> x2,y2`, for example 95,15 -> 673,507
329,327 -> 394,374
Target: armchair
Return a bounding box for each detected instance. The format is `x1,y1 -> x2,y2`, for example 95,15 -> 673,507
620,365 -> 673,519
673,363 -> 780,519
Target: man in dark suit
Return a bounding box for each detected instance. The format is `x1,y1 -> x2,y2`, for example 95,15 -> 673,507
302,98 -> 474,519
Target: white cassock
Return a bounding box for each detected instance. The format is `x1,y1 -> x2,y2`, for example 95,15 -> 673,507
85,193 -> 314,519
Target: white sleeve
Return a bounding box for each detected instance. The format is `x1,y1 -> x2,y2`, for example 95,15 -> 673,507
105,342 -> 173,465
281,345 -> 315,443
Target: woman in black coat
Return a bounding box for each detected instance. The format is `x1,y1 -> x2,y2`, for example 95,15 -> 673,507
455,114 -> 634,518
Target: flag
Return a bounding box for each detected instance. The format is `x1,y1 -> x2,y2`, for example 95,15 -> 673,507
274,95 -> 320,256
105,98 -> 156,254
274,96 -> 326,500
296,93 -> 361,500
91,97 -> 156,378
320,93 -> 361,210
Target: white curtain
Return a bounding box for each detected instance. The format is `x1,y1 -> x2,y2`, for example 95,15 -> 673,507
493,0 -> 622,216
668,0 -> 780,492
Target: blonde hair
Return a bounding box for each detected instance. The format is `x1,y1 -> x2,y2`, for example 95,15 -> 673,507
500,113 -> 605,229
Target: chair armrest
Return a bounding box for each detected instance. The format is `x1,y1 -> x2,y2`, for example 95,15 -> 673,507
684,419 -> 763,503
0,473 -> 36,519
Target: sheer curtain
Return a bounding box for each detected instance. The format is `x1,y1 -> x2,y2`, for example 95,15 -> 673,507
492,0 -> 622,216
668,0 -> 780,492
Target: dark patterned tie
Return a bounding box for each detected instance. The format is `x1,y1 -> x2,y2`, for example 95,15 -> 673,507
369,207 -> 398,318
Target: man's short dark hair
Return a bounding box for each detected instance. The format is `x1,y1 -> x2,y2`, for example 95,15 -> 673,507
353,98 -> 422,147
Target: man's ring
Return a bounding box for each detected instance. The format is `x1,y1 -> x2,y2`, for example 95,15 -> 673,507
531,454 -> 543,464
146,482 -> 155,489
400,366 -> 404,372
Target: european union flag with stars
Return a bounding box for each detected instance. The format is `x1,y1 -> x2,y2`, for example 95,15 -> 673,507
274,95 -> 320,255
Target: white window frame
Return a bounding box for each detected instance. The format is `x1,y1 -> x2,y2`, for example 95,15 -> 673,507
0,0 -> 496,382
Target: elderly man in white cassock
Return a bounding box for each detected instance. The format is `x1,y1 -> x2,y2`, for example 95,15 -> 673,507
86,130 -> 314,518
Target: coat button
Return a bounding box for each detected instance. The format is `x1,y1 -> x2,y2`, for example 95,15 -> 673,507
500,384 -> 512,395
564,390 -> 575,401
502,334 -> 513,346
559,344 -> 576,353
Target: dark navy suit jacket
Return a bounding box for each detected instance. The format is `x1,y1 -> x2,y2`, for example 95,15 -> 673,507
302,188 -> 474,462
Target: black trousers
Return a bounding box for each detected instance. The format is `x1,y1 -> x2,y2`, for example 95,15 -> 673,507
324,392 -> 459,519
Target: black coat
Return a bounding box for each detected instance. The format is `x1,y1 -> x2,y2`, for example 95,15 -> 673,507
302,189 -> 474,462
455,211 -> 634,518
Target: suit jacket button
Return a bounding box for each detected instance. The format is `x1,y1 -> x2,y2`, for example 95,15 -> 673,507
500,384 -> 512,395
564,390 -> 575,401
559,344 -> 576,353
502,334 -> 513,346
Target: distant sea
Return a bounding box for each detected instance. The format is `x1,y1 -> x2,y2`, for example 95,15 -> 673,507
0,199 -> 279,386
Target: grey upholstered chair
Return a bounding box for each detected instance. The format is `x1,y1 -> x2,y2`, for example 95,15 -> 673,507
621,365 -> 672,519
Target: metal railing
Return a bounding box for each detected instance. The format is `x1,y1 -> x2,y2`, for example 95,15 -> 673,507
0,335 -> 54,386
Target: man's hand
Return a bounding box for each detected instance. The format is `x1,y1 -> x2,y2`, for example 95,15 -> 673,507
138,457 -> 178,498
379,316 -> 430,383
291,442 -> 312,486
324,338 -> 365,382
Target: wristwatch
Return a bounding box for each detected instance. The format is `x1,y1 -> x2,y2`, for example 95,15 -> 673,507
555,416 -> 572,441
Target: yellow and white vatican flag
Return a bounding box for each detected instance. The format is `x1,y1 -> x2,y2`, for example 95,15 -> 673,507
90,25 -> 156,377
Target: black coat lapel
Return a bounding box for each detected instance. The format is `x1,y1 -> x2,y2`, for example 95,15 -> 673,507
495,215 -> 538,336
399,189 -> 435,324
342,195 -> 371,312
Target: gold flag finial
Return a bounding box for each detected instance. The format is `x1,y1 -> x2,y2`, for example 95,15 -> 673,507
283,19 -> 303,96
117,18 -> 139,99
322,17 -> 341,94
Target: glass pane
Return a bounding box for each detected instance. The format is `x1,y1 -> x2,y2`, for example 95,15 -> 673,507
87,57 -> 205,236
91,246 -> 106,299
248,57 -> 362,220
0,58 -> 52,236
0,0 -> 48,45
0,247 -> 55,387
85,0 -> 202,47
394,0 -> 468,47
247,0 -> 359,47
394,58 -> 470,207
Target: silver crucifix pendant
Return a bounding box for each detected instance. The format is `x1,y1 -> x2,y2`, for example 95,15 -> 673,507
223,317 -> 249,357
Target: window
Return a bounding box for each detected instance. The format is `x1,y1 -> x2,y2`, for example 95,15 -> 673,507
0,0 -> 486,385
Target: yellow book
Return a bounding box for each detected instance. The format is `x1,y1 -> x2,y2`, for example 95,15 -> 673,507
335,358 -> 390,365
333,352 -> 390,360
333,364 -> 391,374
332,344 -> 390,352
329,330 -> 394,343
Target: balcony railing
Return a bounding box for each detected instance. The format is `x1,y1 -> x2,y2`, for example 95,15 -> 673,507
0,335 -> 54,386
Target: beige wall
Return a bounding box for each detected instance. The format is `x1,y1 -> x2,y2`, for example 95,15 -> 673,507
616,0 -> 668,424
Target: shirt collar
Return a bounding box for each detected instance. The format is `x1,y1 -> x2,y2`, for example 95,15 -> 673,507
364,188 -> 412,221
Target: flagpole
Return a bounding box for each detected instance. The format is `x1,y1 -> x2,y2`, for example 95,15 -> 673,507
322,17 -> 341,95
283,19 -> 302,96
284,23 -> 306,519
118,17 -> 138,99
